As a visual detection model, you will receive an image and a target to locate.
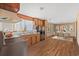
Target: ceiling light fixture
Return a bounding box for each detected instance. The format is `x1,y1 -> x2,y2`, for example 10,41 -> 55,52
40,7 -> 44,10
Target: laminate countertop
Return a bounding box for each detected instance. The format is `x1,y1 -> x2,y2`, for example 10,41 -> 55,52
12,32 -> 40,38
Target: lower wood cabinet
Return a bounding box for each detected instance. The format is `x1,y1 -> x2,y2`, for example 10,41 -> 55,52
31,35 -> 37,45
22,34 -> 40,47
26,36 -> 32,46
36,35 -> 40,42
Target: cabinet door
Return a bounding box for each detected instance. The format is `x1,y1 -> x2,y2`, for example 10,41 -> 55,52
32,35 -> 37,45
40,20 -> 43,26
34,19 -> 38,25
37,20 -> 40,26
26,36 -> 32,47
39,20 -> 41,26
36,35 -> 40,42
39,20 -> 45,26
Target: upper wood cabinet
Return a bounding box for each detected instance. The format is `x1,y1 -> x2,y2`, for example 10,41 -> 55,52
0,3 -> 20,12
38,20 -> 42,26
17,13 -> 34,21
34,18 -> 45,26
34,19 -> 40,26
39,20 -> 45,26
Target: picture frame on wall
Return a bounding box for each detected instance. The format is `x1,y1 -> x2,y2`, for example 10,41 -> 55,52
56,25 -> 60,32
69,25 -> 73,32
60,25 -> 64,32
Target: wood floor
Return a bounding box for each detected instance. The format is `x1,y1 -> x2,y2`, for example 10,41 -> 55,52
28,38 -> 79,56
0,37 -> 79,56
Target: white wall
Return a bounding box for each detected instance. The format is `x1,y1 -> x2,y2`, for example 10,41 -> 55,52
77,16 -> 79,45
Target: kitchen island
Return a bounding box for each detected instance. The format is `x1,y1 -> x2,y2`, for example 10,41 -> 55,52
4,31 -> 40,46
20,33 -> 40,47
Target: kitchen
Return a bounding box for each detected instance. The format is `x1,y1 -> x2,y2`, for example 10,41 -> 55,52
0,3 -> 79,56
0,3 -> 46,56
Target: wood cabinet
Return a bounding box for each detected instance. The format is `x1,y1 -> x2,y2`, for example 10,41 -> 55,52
34,18 -> 38,26
17,13 -> 46,27
36,35 -> 40,42
17,13 -> 34,21
31,35 -> 37,45
34,18 -> 45,27
0,3 -> 20,12
25,35 -> 32,46
39,20 -> 43,26
22,34 -> 40,47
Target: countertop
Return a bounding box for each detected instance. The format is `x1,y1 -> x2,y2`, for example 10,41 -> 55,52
13,32 -> 40,37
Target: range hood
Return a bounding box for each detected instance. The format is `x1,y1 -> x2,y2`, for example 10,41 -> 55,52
0,9 -> 21,23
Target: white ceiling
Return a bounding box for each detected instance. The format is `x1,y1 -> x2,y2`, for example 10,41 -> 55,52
19,3 -> 79,24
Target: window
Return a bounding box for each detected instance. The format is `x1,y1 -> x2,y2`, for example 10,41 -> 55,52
15,20 -> 34,32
